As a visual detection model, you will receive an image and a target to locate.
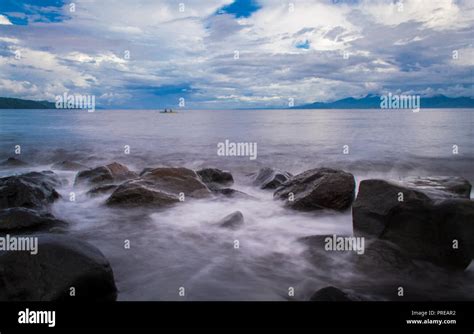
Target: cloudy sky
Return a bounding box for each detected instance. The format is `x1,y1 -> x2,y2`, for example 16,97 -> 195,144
0,0 -> 473,109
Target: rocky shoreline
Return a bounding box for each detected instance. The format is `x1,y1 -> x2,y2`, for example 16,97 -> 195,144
0,157 -> 473,301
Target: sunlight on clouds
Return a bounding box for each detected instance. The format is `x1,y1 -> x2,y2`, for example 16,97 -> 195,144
0,14 -> 13,25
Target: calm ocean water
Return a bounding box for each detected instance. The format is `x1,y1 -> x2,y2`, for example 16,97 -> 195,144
0,108 -> 473,300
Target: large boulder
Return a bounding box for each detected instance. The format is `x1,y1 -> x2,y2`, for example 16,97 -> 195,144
106,179 -> 180,208
197,168 -> 234,189
52,160 -> 88,171
107,167 -> 211,207
0,207 -> 66,232
75,162 -> 137,186
0,234 -> 117,301
140,167 -> 212,199
216,211 -> 244,229
353,178 -> 473,270
0,171 -> 61,210
274,168 -> 355,211
252,167 -> 292,189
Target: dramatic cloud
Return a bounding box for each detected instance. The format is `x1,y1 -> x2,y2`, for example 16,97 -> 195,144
0,0 -> 472,108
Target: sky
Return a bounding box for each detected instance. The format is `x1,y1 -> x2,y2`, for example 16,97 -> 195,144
0,0 -> 473,109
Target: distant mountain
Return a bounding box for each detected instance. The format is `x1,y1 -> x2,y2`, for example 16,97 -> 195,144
294,95 -> 474,109
0,97 -> 56,109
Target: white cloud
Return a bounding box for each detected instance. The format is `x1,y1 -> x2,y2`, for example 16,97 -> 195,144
0,14 -> 12,25
1,0 -> 473,107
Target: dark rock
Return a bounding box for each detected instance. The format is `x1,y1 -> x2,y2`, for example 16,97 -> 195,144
0,157 -> 28,167
309,286 -> 353,301
252,167 -> 292,189
75,162 -> 137,186
87,184 -> 118,197
107,168 -> 212,207
197,168 -> 234,189
140,167 -> 211,198
0,171 -> 61,210
353,178 -> 473,270
0,208 -> 66,232
354,239 -> 419,275
274,168 -> 355,211
298,235 -> 355,269
106,179 -> 180,208
216,211 -> 244,229
403,176 -> 471,199
0,234 -> 117,301
213,188 -> 255,199
52,160 -> 88,171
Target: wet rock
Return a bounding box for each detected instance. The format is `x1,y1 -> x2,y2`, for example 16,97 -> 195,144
0,234 -> 117,301
252,167 -> 292,189
0,208 -> 66,232
213,188 -> 254,199
216,211 -> 244,229
87,184 -> 118,197
274,168 -> 355,211
106,179 -> 180,208
298,235 -> 354,269
107,167 -> 211,208
51,160 -> 88,171
353,178 -> 473,270
354,239 -> 419,275
402,176 -> 471,199
197,168 -> 234,189
140,167 -> 212,199
75,162 -> 137,186
0,157 -> 28,167
0,171 -> 61,210
309,286 -> 353,301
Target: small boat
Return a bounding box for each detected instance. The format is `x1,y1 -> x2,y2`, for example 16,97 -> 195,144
160,108 -> 176,113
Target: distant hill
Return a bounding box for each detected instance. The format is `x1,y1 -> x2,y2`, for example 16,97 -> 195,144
294,95 -> 474,109
0,97 -> 56,109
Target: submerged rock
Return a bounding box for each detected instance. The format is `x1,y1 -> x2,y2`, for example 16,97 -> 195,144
274,168 -> 355,211
75,162 -> 137,186
0,157 -> 28,167
197,168 -> 234,189
309,286 -> 354,301
0,234 -> 117,301
353,178 -> 473,270
0,171 -> 61,210
252,167 -> 292,189
216,211 -> 244,229
298,235 -> 355,269
52,160 -> 88,171
0,207 -> 66,232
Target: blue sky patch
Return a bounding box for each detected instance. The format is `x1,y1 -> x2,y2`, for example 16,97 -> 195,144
218,0 -> 261,18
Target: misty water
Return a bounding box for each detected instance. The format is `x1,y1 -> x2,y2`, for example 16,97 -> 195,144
0,108 -> 473,300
